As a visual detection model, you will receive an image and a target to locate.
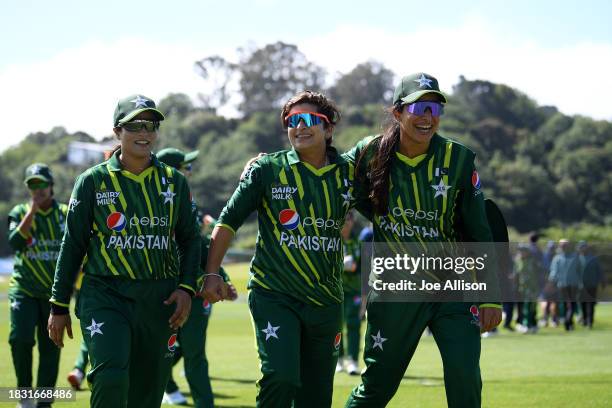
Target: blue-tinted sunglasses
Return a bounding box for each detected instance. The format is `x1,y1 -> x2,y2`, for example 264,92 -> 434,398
285,111 -> 330,128
405,101 -> 444,117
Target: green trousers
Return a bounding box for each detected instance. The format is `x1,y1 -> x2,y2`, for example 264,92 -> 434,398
165,297 -> 214,408
346,300 -> 482,408
77,275 -> 177,408
9,293 -> 60,401
73,339 -> 89,372
339,292 -> 362,361
249,289 -> 342,408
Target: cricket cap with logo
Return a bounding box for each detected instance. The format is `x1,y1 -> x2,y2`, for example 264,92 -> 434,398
157,148 -> 199,170
393,72 -> 448,105
113,94 -> 165,127
24,163 -> 54,186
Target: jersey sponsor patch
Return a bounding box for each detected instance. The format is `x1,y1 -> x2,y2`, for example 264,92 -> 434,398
96,190 -> 121,206
472,171 -> 481,189
167,333 -> 178,352
106,212 -> 127,232
68,198 -> 81,212
334,332 -> 342,350
470,304 -> 480,326
271,184 -> 298,200
279,209 -> 300,230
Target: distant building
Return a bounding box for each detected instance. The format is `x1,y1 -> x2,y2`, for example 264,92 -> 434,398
67,141 -> 115,165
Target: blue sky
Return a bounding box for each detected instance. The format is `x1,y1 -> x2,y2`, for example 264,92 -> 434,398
1,0 -> 611,151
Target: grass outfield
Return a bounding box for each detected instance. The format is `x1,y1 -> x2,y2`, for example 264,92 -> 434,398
0,264 -> 611,407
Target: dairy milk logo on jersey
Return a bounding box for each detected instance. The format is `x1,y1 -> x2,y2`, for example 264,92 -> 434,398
271,185 -> 298,200
96,190 -> 121,206
279,209 -> 300,230
106,212 -> 127,232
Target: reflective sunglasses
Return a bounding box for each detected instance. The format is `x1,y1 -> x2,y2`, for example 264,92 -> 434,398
404,101 -> 444,117
28,181 -> 50,190
120,120 -> 160,132
285,111 -> 330,128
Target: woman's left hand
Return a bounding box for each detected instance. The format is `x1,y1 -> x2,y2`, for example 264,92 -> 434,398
165,289 -> 192,330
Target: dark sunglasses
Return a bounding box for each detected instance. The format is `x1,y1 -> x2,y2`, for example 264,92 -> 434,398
120,120 -> 160,132
285,111 -> 330,128
181,163 -> 193,172
404,101 -> 444,117
28,181 -> 50,190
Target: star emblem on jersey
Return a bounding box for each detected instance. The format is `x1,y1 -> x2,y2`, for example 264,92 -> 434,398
68,198 -> 81,212
261,322 -> 280,341
10,300 -> 21,310
371,330 -> 387,350
160,187 -> 176,204
86,318 -> 105,337
341,190 -> 353,207
130,95 -> 150,108
414,74 -> 433,88
431,179 -> 452,198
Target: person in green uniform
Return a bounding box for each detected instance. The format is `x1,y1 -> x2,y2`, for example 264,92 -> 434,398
157,147 -> 237,408
8,163 -> 67,408
337,211 -> 363,375
344,73 -> 502,408
204,90 -> 353,408
46,94 -> 201,408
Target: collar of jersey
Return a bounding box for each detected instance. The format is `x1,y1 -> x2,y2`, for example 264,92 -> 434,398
107,149 -> 163,181
287,146 -> 346,176
393,133 -> 440,173
31,200 -> 57,216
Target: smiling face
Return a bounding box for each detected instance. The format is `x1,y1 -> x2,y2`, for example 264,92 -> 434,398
395,93 -> 442,150
286,103 -> 331,155
113,110 -> 158,160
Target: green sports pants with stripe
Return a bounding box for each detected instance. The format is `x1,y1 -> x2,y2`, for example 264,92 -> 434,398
346,299 -> 482,408
249,288 -> 342,408
76,275 -> 178,408
166,297 -> 214,408
9,293 -> 60,400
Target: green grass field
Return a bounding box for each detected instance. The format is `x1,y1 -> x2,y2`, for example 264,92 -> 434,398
1,264 -> 611,407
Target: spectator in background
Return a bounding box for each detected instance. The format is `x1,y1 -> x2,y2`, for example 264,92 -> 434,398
514,244 -> 540,334
539,240 -> 558,328
549,239 -> 581,331
578,241 -> 603,329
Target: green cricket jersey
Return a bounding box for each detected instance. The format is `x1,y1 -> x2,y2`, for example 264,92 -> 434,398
218,147 -> 354,306
346,134 -> 493,244
342,236 -> 361,294
50,150 -> 201,309
7,200 -> 68,299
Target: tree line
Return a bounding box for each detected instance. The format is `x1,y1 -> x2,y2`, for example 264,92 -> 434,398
0,41 -> 610,255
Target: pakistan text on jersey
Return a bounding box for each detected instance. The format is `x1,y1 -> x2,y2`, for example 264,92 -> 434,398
96,191 -> 121,206
26,250 -> 60,261
279,232 -> 341,252
378,217 -> 440,238
106,235 -> 170,250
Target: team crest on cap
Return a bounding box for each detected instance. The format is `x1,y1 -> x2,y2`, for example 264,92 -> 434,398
279,209 -> 300,230
414,74 -> 433,88
106,212 -> 127,232
130,95 -> 150,108
472,171 -> 481,190
334,332 -> 342,350
167,333 -> 178,352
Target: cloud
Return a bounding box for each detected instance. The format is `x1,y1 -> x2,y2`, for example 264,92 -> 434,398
301,17 -> 612,120
1,19 -> 611,152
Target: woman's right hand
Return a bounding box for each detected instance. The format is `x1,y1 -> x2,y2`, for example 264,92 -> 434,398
202,274 -> 228,303
48,313 -> 73,348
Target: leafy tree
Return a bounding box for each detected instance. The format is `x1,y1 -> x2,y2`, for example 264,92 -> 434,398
329,61 -> 394,107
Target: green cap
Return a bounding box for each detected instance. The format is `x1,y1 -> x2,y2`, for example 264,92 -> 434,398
393,73 -> 448,105
157,148 -> 199,170
24,163 -> 54,185
113,94 -> 165,127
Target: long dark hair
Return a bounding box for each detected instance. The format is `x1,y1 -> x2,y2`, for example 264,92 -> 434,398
356,103 -> 402,215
